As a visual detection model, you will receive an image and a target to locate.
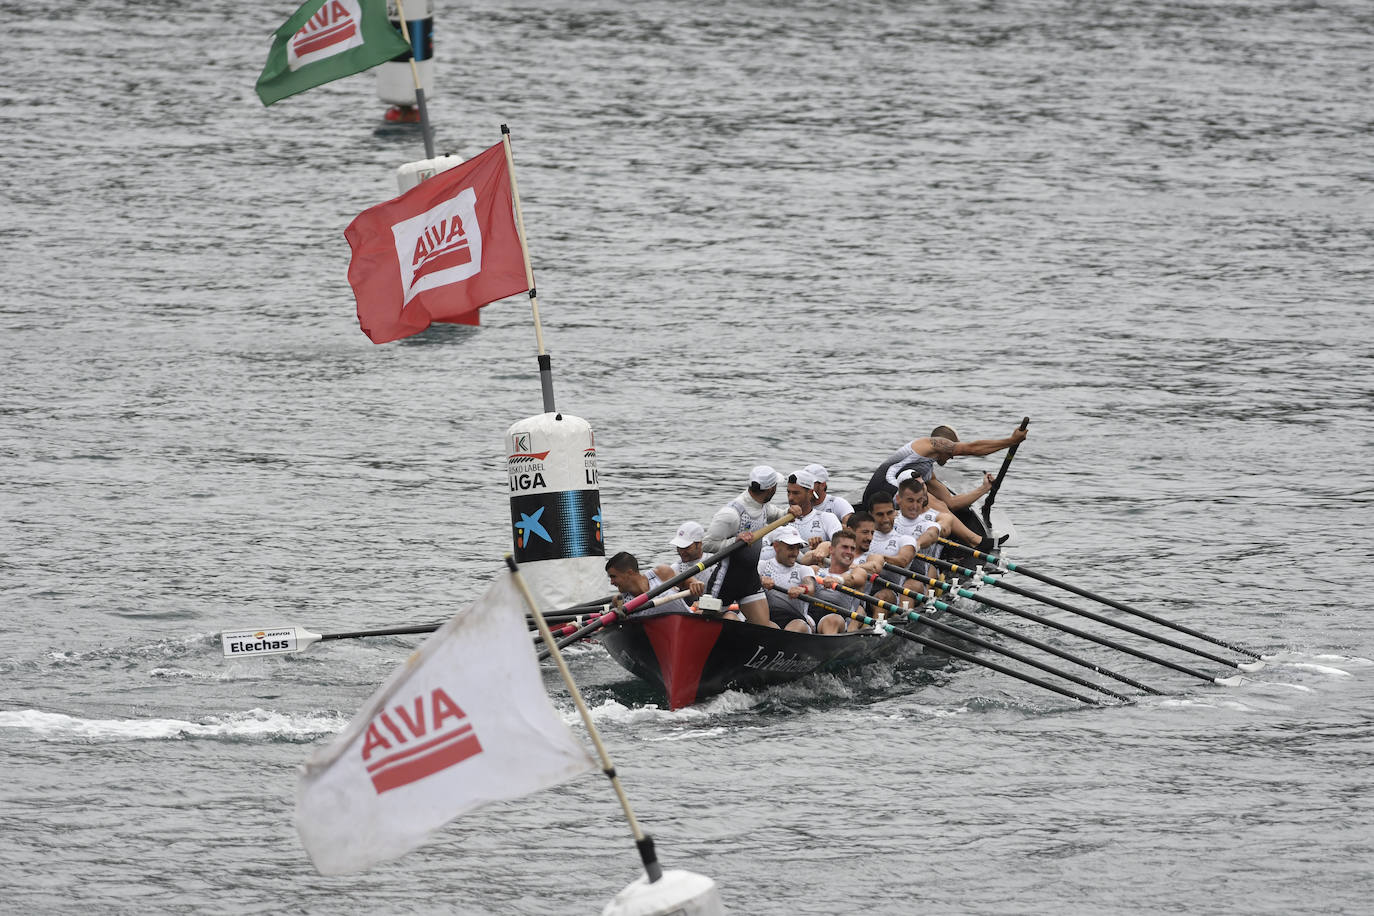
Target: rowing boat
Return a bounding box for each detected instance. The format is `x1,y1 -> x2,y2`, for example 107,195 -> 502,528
596,609 -> 922,710
595,498 -> 999,709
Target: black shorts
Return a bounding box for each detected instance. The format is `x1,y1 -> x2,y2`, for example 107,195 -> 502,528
765,591 -> 813,630
709,540 -> 765,605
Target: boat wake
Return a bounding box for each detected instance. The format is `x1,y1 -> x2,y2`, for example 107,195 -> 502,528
0,707 -> 347,743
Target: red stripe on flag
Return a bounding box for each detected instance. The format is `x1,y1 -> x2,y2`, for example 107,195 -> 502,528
412,241 -> 473,282
369,730 -> 485,794
294,21 -> 357,56
365,723 -> 475,774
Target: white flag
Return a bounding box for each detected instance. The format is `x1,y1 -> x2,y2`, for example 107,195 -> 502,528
295,573 -> 597,874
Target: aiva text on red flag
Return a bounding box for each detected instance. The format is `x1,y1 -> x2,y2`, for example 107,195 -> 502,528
344,142 -> 530,343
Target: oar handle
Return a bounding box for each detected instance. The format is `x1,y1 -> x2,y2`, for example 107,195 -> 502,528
981,416 -> 1028,523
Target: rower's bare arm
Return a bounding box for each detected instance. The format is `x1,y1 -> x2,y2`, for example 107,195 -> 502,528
941,473 -> 995,511
844,566 -> 871,587
894,544 -> 916,567
953,427 -> 1027,458
925,476 -> 956,509
944,512 -> 982,545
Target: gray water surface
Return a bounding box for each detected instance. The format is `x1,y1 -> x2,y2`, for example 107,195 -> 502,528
2,1 -> 1372,913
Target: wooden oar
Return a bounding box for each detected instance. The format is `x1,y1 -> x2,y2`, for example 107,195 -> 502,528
938,539 -> 1266,661
878,567 -> 1243,687
917,553 -> 1263,673
807,586 -> 1134,702
866,571 -> 1165,695
790,592 -> 1104,706
981,416 -> 1028,529
538,513 -> 796,659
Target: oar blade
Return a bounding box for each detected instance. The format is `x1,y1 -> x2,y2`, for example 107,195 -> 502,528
1212,674 -> 1245,687
1237,659 -> 1266,673
985,506 -> 1016,546
220,626 -> 320,658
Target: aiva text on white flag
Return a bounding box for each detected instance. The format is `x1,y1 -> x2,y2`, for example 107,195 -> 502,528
295,573 -> 596,874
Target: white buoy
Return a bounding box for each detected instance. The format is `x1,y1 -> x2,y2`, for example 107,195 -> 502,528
602,870 -> 723,916
394,153 -> 466,193
377,0 -> 434,108
507,412 -> 607,608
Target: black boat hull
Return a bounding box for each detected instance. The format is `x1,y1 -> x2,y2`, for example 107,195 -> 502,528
597,611 -> 929,709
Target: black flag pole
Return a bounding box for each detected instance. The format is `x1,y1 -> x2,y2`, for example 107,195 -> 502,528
501,124 -> 556,413
392,0 -> 435,158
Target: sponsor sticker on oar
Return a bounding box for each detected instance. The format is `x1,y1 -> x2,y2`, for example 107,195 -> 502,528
221,627 -> 321,658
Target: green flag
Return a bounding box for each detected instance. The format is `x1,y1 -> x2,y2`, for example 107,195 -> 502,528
256,0 -> 412,106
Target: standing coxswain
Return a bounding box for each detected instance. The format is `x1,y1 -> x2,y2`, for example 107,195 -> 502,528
861,423 -> 1027,511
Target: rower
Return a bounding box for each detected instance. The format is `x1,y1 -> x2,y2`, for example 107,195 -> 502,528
758,526 -> 844,634
861,423 -> 1026,512
892,477 -> 982,587
701,465 -> 787,627
785,467 -> 842,555
859,496 -> 917,606
653,521 -> 743,621
803,463 -> 854,524
605,552 -> 692,617
813,529 -> 876,631
857,498 -> 916,571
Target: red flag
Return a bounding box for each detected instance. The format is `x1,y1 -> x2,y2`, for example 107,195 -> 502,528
345,143 -> 530,343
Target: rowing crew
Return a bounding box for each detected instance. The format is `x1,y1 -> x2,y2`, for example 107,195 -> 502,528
605,423 -> 1027,633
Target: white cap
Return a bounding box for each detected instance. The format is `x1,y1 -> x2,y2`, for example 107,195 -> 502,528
750,465 -> 780,488
772,525 -> 805,546
804,463 -> 829,483
669,521 -> 705,548
895,468 -> 919,485
790,467 -> 819,489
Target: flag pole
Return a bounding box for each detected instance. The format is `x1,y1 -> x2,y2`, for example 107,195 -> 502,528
392,0 -> 435,159
500,124 -> 556,414
506,556 -> 663,884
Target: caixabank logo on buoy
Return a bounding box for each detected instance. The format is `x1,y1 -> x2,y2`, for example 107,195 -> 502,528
361,687 -> 484,794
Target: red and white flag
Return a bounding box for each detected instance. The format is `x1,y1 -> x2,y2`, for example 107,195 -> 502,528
344,142 -> 531,343
295,573 -> 595,874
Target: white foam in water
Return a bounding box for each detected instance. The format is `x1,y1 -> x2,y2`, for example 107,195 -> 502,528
1157,697 -> 1254,711
559,690 -> 759,730
0,707 -> 347,742
1310,654 -> 1373,666
1285,663 -> 1354,678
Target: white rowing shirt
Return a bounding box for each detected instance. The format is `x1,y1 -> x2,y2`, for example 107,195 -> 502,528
669,559 -> 710,586
703,492 -> 786,554
758,556 -> 817,591
818,493 -> 854,520
788,507 -> 842,546
893,509 -> 942,546
868,527 -> 917,559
